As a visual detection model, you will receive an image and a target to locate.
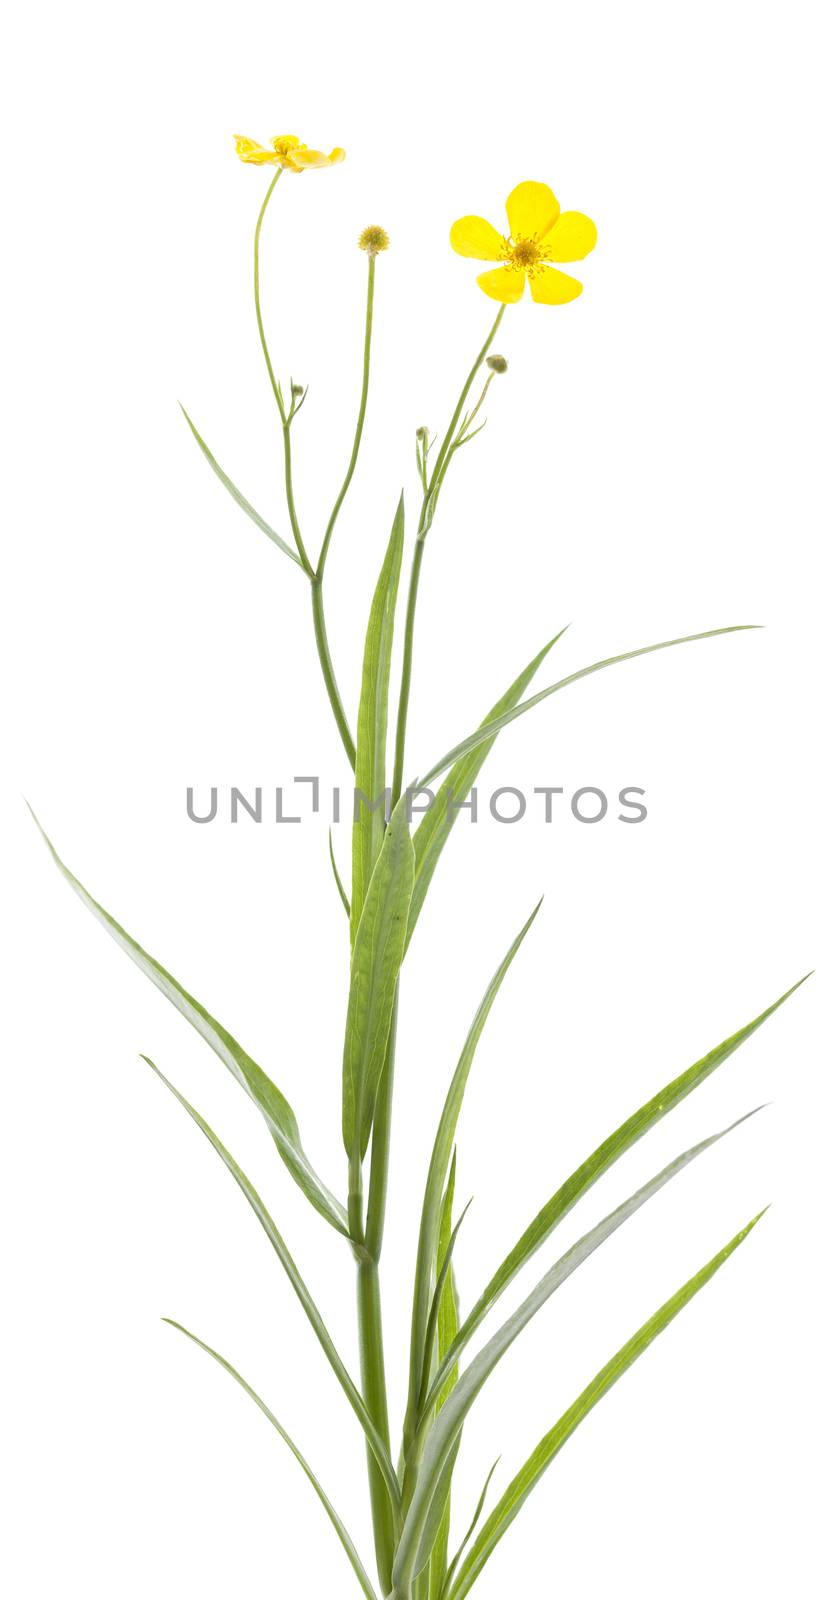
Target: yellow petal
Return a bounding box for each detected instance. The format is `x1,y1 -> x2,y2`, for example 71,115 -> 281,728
542,211 -> 597,262
449,215 -> 505,261
528,265 -> 583,305
271,135 -> 300,150
477,266 -> 526,303
234,134 -> 278,165
290,146 -> 346,169
506,181 -> 560,241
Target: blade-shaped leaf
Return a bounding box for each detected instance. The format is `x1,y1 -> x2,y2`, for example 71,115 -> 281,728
342,795 -> 414,1162
29,808 -> 347,1234
408,630 -> 567,945
420,626 -> 759,790
163,1319 -> 380,1600
442,1460 -> 500,1600
351,493 -> 405,944
328,828 -> 351,918
427,1156 -> 463,1600
406,903 -> 541,1426
447,1211 -> 766,1600
180,405 -> 302,566
425,976 -> 806,1407
394,1111 -> 757,1588
144,1057 -> 400,1508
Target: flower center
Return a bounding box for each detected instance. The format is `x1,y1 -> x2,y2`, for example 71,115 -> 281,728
508,237 -> 542,273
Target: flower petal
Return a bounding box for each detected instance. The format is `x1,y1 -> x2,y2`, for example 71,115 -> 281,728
477,266 -> 526,303
506,181 -> 560,241
234,135 -> 278,165
528,265 -> 583,304
542,211 -> 597,262
449,215 -> 505,261
290,145 -> 346,169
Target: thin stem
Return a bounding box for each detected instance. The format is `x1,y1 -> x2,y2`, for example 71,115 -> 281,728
391,538 -> 425,805
305,252 -> 379,768
391,306 -> 506,804
252,167 -> 359,760
281,420 -> 315,576
357,1259 -> 397,1595
365,1000 -> 398,1260
312,577 -> 357,768
317,254 -> 376,580
419,304 -> 505,536
252,167 -> 315,576
253,169 -> 286,416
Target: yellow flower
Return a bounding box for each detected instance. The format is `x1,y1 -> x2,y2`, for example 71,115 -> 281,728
234,134 -> 345,172
450,181 -> 597,305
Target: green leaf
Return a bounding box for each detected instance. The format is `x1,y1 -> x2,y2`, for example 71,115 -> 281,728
144,1056 -> 400,1508
442,1459 -> 500,1600
180,404 -> 302,567
163,1319 -> 380,1600
408,630 -> 566,945
434,1154 -> 462,1413
394,1111 -> 757,1589
328,828 -> 351,918
29,808 -> 347,1235
342,795 -> 414,1162
406,903 -> 541,1427
425,977 -> 806,1404
351,493 -> 405,944
419,1203 -> 470,1414
427,1156 -> 464,1600
420,626 -> 759,789
447,1211 -> 766,1600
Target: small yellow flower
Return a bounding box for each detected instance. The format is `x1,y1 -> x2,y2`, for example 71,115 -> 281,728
450,181 -> 597,305
359,225 -> 390,255
234,134 -> 345,172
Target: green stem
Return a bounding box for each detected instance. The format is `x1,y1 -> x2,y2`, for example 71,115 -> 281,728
252,167 -> 358,760
365,1000 -> 398,1260
281,418 -> 315,577
253,169 -> 285,412
419,304 -> 505,537
391,538 -> 425,805
317,254 -> 376,580
357,1258 -> 397,1595
252,167 -> 315,576
306,251 -> 379,769
312,577 -> 356,768
391,306 -> 505,805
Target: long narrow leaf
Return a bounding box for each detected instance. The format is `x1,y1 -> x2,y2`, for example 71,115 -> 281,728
447,1211 -> 766,1600
420,626 -> 758,789
328,828 -> 351,918
163,1319 -> 379,1600
427,1156 -> 463,1600
30,808 -> 347,1233
442,1459 -> 500,1599
421,1194 -> 469,1415
394,1111 -> 758,1587
180,405 -> 302,566
408,630 -> 567,944
407,903 -> 542,1426
426,976 -> 805,1406
343,795 -> 414,1161
144,1056 -> 400,1508
351,493 -> 405,943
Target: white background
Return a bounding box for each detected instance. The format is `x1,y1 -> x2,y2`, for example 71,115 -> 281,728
2,1 -> 823,1594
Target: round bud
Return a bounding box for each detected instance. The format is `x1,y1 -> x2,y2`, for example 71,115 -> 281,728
359,225 -> 390,255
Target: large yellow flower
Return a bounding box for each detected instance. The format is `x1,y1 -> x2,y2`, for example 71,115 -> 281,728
234,134 -> 345,172
450,181 -> 596,305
